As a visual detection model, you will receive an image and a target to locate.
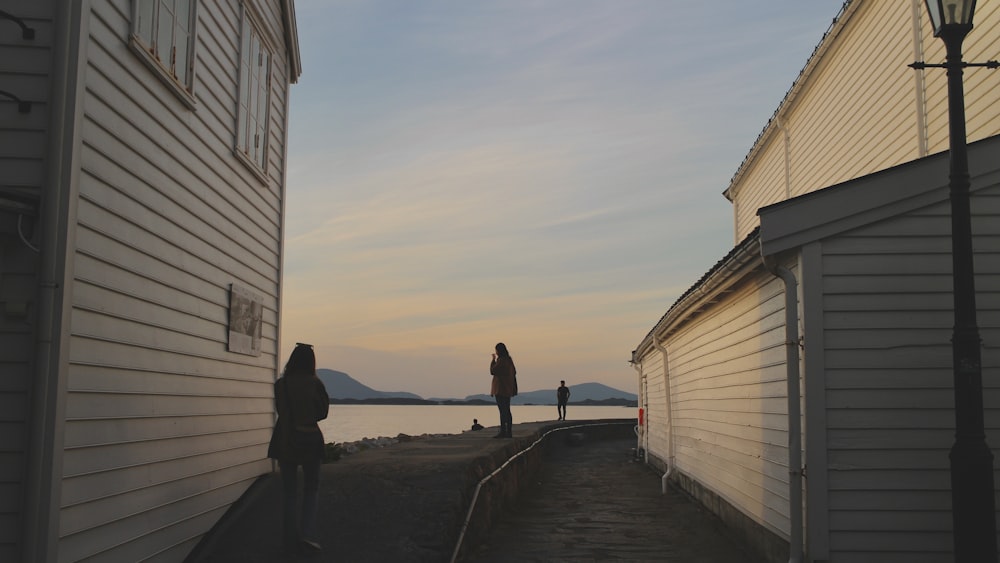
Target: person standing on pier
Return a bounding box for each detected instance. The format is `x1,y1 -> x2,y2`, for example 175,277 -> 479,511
557,380 -> 570,420
490,342 -> 518,438
268,343 -> 330,554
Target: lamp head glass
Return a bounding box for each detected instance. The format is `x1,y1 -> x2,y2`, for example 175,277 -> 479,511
925,0 -> 977,36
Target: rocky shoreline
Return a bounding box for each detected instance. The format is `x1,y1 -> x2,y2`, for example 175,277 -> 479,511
323,432 -> 456,462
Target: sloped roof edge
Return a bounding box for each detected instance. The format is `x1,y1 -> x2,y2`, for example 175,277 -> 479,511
632,228 -> 762,362
723,0 -> 857,201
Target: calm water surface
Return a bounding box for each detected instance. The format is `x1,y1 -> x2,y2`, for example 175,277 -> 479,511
318,404 -> 635,443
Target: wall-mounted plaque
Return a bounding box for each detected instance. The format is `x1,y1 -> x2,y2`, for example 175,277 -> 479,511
228,283 -> 263,356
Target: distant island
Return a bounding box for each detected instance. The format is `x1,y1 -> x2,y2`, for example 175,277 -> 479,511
316,369 -> 637,407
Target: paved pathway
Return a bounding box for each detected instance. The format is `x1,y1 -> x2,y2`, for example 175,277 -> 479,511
190,423 -> 766,563
467,435 -> 765,563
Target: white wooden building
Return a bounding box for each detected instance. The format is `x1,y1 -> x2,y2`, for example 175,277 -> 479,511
632,1 -> 1000,561
0,1 -> 300,560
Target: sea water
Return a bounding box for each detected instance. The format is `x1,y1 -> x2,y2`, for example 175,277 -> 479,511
317,404 -> 635,444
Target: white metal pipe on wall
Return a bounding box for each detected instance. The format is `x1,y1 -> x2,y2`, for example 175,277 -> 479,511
23,2 -> 87,561
631,361 -> 643,460
653,340 -> 674,494
777,116 -> 792,200
763,256 -> 804,563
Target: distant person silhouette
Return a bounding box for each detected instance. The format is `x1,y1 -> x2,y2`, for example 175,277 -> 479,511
267,343 -> 329,555
557,380 -> 571,420
470,418 -> 484,431
489,342 -> 518,438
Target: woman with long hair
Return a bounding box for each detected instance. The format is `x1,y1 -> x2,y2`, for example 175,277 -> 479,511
267,343 -> 329,554
489,342 -> 518,438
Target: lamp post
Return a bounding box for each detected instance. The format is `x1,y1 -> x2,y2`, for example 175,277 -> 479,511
914,1 -> 997,560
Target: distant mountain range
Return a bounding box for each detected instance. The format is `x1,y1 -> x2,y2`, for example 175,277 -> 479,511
464,382 -> 637,405
317,369 -> 421,400
317,368 -> 636,405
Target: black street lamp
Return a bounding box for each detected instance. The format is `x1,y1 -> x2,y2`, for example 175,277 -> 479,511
912,1 -> 998,560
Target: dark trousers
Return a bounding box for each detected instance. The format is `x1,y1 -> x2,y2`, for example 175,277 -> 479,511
495,395 -> 512,428
279,460 -> 321,545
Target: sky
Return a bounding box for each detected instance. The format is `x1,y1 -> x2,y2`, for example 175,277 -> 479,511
279,1 -> 846,399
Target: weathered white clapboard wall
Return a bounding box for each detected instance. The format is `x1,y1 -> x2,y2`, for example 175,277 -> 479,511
637,348 -> 663,462
818,203 -> 960,560
635,1 -> 1000,559
638,259 -> 797,546
764,144 -> 1000,562
0,2 -> 54,561
639,139 -> 1000,562
727,0 -> 1000,242
52,1 -> 296,560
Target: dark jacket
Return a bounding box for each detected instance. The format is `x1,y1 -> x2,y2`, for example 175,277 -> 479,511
557,385 -> 570,403
490,356 -> 518,398
267,374 -> 329,463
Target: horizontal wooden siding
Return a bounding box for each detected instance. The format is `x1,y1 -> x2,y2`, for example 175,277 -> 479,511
653,271 -> 795,540
730,1 -> 1000,240
57,1 -> 293,560
820,180 -> 1000,561
0,1 -> 54,560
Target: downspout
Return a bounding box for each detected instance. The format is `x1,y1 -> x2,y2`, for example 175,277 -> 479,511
653,339 -> 674,494
777,116 -> 792,199
762,255 -> 804,563
911,0 -> 929,157
630,358 -> 643,460
23,1 -> 86,561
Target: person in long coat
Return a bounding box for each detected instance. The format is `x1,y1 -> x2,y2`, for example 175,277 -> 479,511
489,342 -> 518,438
268,343 -> 329,553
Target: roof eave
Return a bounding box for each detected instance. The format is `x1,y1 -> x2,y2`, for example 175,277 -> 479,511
632,229 -> 763,361
723,0 -> 859,202
283,0 -> 302,83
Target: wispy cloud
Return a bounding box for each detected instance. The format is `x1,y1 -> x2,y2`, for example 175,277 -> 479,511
282,0 -> 843,397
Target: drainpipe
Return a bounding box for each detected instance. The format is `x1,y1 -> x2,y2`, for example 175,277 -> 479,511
763,255 -> 804,563
23,2 -> 85,561
777,117 -> 792,199
653,339 -> 674,494
630,359 -> 644,460
911,0 -> 929,158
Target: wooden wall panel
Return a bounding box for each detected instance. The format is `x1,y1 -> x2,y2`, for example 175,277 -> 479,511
728,0 -> 1000,239
0,1 -> 55,560
818,181 -> 1000,559
55,0 -> 296,559
639,271 -> 796,540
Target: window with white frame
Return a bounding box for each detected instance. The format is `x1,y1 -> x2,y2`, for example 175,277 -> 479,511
131,0 -> 197,98
236,9 -> 272,174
